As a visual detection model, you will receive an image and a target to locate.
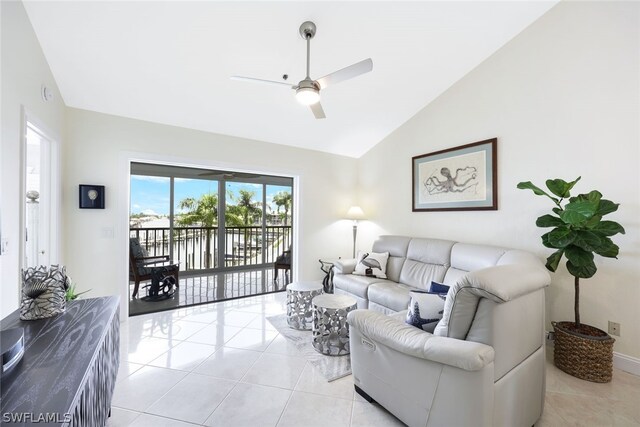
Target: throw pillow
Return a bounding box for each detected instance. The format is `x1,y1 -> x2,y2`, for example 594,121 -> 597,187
353,251 -> 389,279
429,281 -> 450,294
405,290 -> 446,333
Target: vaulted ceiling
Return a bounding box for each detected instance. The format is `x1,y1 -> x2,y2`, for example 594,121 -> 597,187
23,1 -> 557,157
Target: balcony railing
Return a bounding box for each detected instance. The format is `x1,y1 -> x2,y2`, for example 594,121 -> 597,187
129,226 -> 292,272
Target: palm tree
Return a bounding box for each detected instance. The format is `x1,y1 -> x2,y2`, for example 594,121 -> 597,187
226,190 -> 262,226
273,191 -> 292,225
176,193 -> 217,268
176,194 -> 218,227
225,190 -> 263,264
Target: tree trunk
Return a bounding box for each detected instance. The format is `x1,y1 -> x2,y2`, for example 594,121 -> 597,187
574,276 -> 580,326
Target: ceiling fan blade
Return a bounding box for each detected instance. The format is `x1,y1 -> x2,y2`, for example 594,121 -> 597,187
310,102 -> 326,119
230,76 -> 294,88
316,58 -> 373,89
231,172 -> 265,179
198,171 -> 264,179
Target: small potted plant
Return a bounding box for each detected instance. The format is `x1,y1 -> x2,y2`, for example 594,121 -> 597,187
65,282 -> 91,301
518,177 -> 625,383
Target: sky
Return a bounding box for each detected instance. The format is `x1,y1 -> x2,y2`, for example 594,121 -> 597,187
130,175 -> 291,216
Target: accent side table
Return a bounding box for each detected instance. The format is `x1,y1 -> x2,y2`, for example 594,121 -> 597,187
311,294 -> 357,356
286,281 -> 324,330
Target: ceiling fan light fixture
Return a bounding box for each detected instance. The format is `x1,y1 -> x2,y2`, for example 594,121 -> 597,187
295,86 -> 320,105
232,21 -> 373,119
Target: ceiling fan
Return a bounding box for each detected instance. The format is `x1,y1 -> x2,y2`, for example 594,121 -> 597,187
197,171 -> 264,180
231,21 -> 373,119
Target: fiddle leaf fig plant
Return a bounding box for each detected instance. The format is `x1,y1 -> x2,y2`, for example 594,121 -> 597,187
517,177 -> 625,327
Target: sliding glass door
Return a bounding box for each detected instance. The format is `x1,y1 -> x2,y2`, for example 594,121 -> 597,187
266,184 -> 293,263
129,163 -> 293,277
224,181 -> 264,267
174,177 -> 219,270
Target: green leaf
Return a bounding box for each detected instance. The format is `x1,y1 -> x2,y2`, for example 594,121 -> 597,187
594,237 -> 620,258
586,190 -> 603,203
584,215 -> 603,229
570,190 -> 602,204
591,221 -> 626,236
572,231 -> 602,251
564,245 -> 594,267
559,200 -> 597,224
541,232 -> 558,249
536,214 -> 565,228
517,181 -> 559,203
596,199 -> 619,216
552,207 -> 563,216
548,227 -> 577,248
566,259 -> 597,279
542,231 -> 566,249
545,250 -> 564,272
545,179 -> 569,198
545,177 -> 581,198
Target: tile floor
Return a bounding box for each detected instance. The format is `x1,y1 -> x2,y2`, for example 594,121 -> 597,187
110,292 -> 640,427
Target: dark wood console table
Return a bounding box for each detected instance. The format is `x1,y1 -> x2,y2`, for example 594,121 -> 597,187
1,296 -> 120,426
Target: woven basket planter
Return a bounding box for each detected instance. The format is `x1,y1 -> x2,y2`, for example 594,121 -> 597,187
552,321 -> 615,383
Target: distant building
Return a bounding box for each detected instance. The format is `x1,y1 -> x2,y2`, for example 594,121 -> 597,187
130,216 -> 170,228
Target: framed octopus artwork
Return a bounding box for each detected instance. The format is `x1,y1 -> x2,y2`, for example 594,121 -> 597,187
412,138 -> 497,212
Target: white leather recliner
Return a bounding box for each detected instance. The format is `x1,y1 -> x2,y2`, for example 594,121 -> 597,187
346,236 -> 550,427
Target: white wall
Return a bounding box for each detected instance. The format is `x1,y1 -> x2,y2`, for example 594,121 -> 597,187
0,1 -> 65,318
357,1 -> 640,358
63,108 -> 358,316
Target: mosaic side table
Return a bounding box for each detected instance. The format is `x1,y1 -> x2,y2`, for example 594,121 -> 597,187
311,294 -> 358,356
286,281 -> 324,330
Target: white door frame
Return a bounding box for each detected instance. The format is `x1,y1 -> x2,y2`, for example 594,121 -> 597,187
19,107 -> 62,276
117,151 -> 301,320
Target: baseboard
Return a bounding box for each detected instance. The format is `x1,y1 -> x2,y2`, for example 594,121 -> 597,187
613,352 -> 640,377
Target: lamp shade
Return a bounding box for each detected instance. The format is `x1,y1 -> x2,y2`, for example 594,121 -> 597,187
345,206 -> 365,220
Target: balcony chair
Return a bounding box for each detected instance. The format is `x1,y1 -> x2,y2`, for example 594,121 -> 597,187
129,237 -> 179,298
273,246 -> 292,287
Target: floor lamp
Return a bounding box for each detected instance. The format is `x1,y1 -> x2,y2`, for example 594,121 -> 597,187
346,206 -> 365,258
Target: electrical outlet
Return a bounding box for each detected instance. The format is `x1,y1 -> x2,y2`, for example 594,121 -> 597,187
608,321 -> 620,336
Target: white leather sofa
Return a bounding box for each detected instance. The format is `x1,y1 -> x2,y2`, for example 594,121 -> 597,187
336,235 -> 550,427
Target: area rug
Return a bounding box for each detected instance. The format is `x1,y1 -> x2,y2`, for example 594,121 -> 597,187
266,314 -> 351,382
